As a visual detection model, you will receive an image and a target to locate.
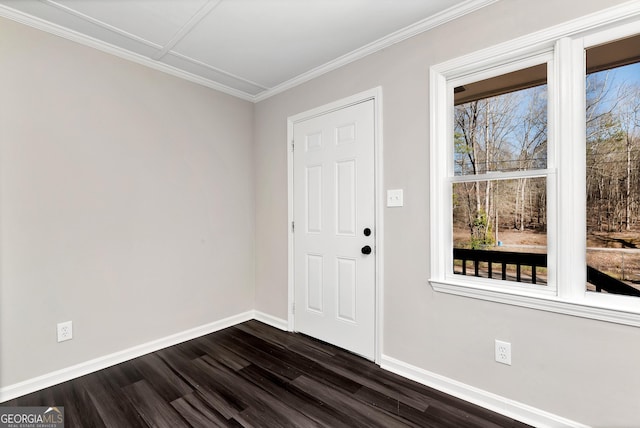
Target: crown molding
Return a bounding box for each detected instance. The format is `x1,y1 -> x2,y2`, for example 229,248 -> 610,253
2,0 -> 639,104
252,0 -> 499,102
0,4 -> 256,102
0,0 -> 498,103
256,0 -> 640,102
43,0 -> 162,50
432,0 -> 640,78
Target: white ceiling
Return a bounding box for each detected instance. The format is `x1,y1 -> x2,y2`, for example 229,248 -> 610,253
0,0 -> 496,101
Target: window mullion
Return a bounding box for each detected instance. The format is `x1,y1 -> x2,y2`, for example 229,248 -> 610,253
429,69 -> 451,282
555,37 -> 587,300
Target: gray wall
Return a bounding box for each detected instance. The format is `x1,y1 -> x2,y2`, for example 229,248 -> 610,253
0,17 -> 255,386
3,1 -> 640,426
254,0 -> 640,426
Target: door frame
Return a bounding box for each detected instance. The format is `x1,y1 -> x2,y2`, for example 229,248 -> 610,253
287,87 -> 384,363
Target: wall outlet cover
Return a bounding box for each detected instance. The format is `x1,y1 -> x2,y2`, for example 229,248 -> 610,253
495,339 -> 511,365
57,321 -> 73,342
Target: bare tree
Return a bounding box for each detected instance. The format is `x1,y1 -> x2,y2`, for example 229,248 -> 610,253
454,84 -> 547,247
586,73 -> 640,233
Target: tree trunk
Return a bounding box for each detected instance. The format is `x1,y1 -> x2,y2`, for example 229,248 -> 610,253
626,134 -> 631,231
520,178 -> 528,231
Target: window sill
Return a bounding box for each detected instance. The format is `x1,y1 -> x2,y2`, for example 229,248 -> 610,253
429,279 -> 640,327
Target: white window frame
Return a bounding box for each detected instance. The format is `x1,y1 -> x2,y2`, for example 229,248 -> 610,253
429,3 -> 640,326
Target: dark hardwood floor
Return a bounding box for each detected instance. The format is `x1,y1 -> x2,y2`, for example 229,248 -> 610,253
3,321 -> 530,427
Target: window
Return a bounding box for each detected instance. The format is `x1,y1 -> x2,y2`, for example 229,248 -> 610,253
585,35 -> 640,298
453,65 -> 549,289
429,6 -> 640,325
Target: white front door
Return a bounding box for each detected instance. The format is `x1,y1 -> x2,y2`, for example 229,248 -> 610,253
293,99 -> 375,360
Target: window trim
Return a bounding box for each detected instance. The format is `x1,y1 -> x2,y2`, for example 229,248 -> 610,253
429,2 -> 640,327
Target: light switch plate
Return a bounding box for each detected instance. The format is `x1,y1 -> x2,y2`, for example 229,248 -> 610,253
387,189 -> 403,207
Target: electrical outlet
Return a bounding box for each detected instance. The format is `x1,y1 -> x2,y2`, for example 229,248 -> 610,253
495,340 -> 511,365
57,321 -> 73,342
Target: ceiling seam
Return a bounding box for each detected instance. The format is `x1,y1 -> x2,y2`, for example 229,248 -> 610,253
0,4 -> 256,101
2,0 -> 503,102
43,0 -> 162,49
41,0 -> 268,92
151,0 -> 223,61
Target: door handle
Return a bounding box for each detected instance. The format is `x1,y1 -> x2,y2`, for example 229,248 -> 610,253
363,227 -> 372,236
361,245 -> 372,255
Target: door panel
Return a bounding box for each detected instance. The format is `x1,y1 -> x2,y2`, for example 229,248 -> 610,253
306,254 -> 324,313
306,165 -> 323,233
293,100 -> 375,359
336,257 -> 357,322
336,160 -> 356,235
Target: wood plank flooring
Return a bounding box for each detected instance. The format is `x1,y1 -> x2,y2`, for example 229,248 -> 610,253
3,321 -> 530,427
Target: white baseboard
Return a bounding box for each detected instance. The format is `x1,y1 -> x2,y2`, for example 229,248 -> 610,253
380,354 -> 588,428
253,311 -> 288,331
0,311 -> 254,403
2,313 -> 583,428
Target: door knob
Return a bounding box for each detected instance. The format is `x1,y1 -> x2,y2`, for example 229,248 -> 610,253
361,245 -> 372,255
363,227 -> 372,236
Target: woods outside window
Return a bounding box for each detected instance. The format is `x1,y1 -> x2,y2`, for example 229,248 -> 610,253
452,64 -> 549,289
585,35 -> 640,298
429,12 -> 640,325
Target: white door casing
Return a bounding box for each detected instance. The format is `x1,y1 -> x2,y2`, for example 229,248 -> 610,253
289,94 -> 379,360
